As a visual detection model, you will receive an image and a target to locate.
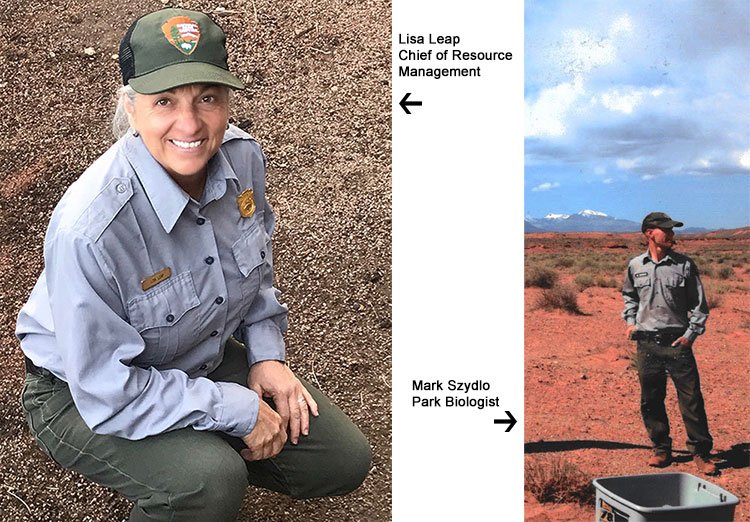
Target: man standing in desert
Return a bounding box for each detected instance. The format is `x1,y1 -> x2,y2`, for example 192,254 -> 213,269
622,212 -> 717,475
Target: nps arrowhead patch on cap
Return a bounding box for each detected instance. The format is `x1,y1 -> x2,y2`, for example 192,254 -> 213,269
161,16 -> 201,55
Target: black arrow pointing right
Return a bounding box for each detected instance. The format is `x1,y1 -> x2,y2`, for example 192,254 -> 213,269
399,92 -> 422,114
494,411 -> 517,432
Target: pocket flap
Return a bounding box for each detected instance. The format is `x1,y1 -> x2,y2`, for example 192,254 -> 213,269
232,225 -> 269,277
127,271 -> 200,332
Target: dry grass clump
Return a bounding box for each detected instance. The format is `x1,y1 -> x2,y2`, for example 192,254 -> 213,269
525,267 -> 559,289
535,283 -> 582,314
595,275 -> 618,288
575,274 -> 594,290
717,266 -> 734,280
525,457 -> 595,505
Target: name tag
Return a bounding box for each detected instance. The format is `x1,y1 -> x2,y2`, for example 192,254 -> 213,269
635,272 -> 648,278
141,267 -> 172,291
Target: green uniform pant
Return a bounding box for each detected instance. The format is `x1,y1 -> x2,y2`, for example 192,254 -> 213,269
636,340 -> 713,456
20,339 -> 371,521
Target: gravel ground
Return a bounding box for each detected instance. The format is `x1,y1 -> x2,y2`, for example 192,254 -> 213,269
0,0 -> 391,520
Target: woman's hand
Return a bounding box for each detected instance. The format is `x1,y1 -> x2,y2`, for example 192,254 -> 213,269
240,401 -> 286,461
248,361 -> 319,445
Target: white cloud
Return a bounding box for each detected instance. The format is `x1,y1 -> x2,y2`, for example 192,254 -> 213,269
525,14 -> 636,137
739,150 -> 750,169
641,174 -> 655,180
603,178 -> 614,184
594,166 -> 607,175
531,182 -> 560,192
560,15 -> 633,76
617,158 -> 639,169
525,77 -> 585,137
609,14 -> 634,38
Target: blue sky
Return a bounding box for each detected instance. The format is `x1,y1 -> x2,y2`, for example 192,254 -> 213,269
524,0 -> 750,229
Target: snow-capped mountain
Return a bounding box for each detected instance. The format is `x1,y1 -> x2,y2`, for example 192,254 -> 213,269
525,210 -> 640,233
578,209 -> 608,217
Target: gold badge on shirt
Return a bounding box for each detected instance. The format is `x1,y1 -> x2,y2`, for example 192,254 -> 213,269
141,267 -> 172,291
237,189 -> 256,218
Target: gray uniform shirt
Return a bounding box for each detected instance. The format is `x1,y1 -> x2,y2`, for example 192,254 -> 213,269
622,250 -> 709,342
16,125 -> 287,440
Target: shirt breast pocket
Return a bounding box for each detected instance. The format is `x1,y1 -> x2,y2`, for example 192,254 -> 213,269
126,271 -> 201,366
665,274 -> 685,287
663,274 -> 686,306
232,221 -> 270,305
634,275 -> 651,295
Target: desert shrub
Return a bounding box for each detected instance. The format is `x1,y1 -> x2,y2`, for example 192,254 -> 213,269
535,283 -> 582,314
575,274 -> 594,290
595,276 -> 618,288
717,267 -> 734,280
711,284 -> 731,295
525,267 -> 559,289
701,265 -> 715,278
525,457 -> 595,505
576,257 -> 597,272
554,257 -> 576,268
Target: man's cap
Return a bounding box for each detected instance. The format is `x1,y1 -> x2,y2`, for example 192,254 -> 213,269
641,212 -> 684,232
119,9 -> 244,94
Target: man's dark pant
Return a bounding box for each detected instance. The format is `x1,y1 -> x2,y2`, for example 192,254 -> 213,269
636,339 -> 713,456
21,338 -> 372,521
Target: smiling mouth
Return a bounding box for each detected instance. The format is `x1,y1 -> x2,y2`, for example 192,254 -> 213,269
170,139 -> 205,149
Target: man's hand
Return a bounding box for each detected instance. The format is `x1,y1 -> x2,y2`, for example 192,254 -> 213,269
671,337 -> 693,348
240,400 -> 286,461
625,324 -> 637,340
248,361 -> 319,445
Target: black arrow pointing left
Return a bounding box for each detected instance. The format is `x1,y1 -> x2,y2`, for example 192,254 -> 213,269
399,92 -> 422,114
494,411 -> 517,432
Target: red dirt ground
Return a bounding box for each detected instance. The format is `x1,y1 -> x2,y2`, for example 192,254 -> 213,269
524,232 -> 750,521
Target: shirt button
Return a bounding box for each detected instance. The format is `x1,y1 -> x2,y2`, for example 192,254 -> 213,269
214,296 -> 224,305
116,183 -> 127,194
196,217 -> 206,225
210,330 -> 219,337
205,256 -> 214,265
260,251 -> 266,259
166,314 -> 175,323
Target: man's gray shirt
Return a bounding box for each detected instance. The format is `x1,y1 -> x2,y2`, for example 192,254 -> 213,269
622,250 -> 709,342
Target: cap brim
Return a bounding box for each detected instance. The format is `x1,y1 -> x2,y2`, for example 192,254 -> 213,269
128,62 -> 244,94
663,219 -> 684,228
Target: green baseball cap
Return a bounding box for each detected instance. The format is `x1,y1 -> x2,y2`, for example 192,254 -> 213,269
641,212 -> 684,232
119,8 -> 244,94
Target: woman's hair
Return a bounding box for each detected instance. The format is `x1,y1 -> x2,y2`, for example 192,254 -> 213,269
112,85 -> 137,140
111,85 -> 233,140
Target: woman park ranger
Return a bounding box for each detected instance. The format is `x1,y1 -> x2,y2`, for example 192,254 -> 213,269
16,8 -> 370,521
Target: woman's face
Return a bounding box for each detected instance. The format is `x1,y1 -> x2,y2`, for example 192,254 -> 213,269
127,84 -> 229,181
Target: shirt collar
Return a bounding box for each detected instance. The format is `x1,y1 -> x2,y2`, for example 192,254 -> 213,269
642,249 -> 675,265
202,149 -> 239,206
123,135 -> 238,233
